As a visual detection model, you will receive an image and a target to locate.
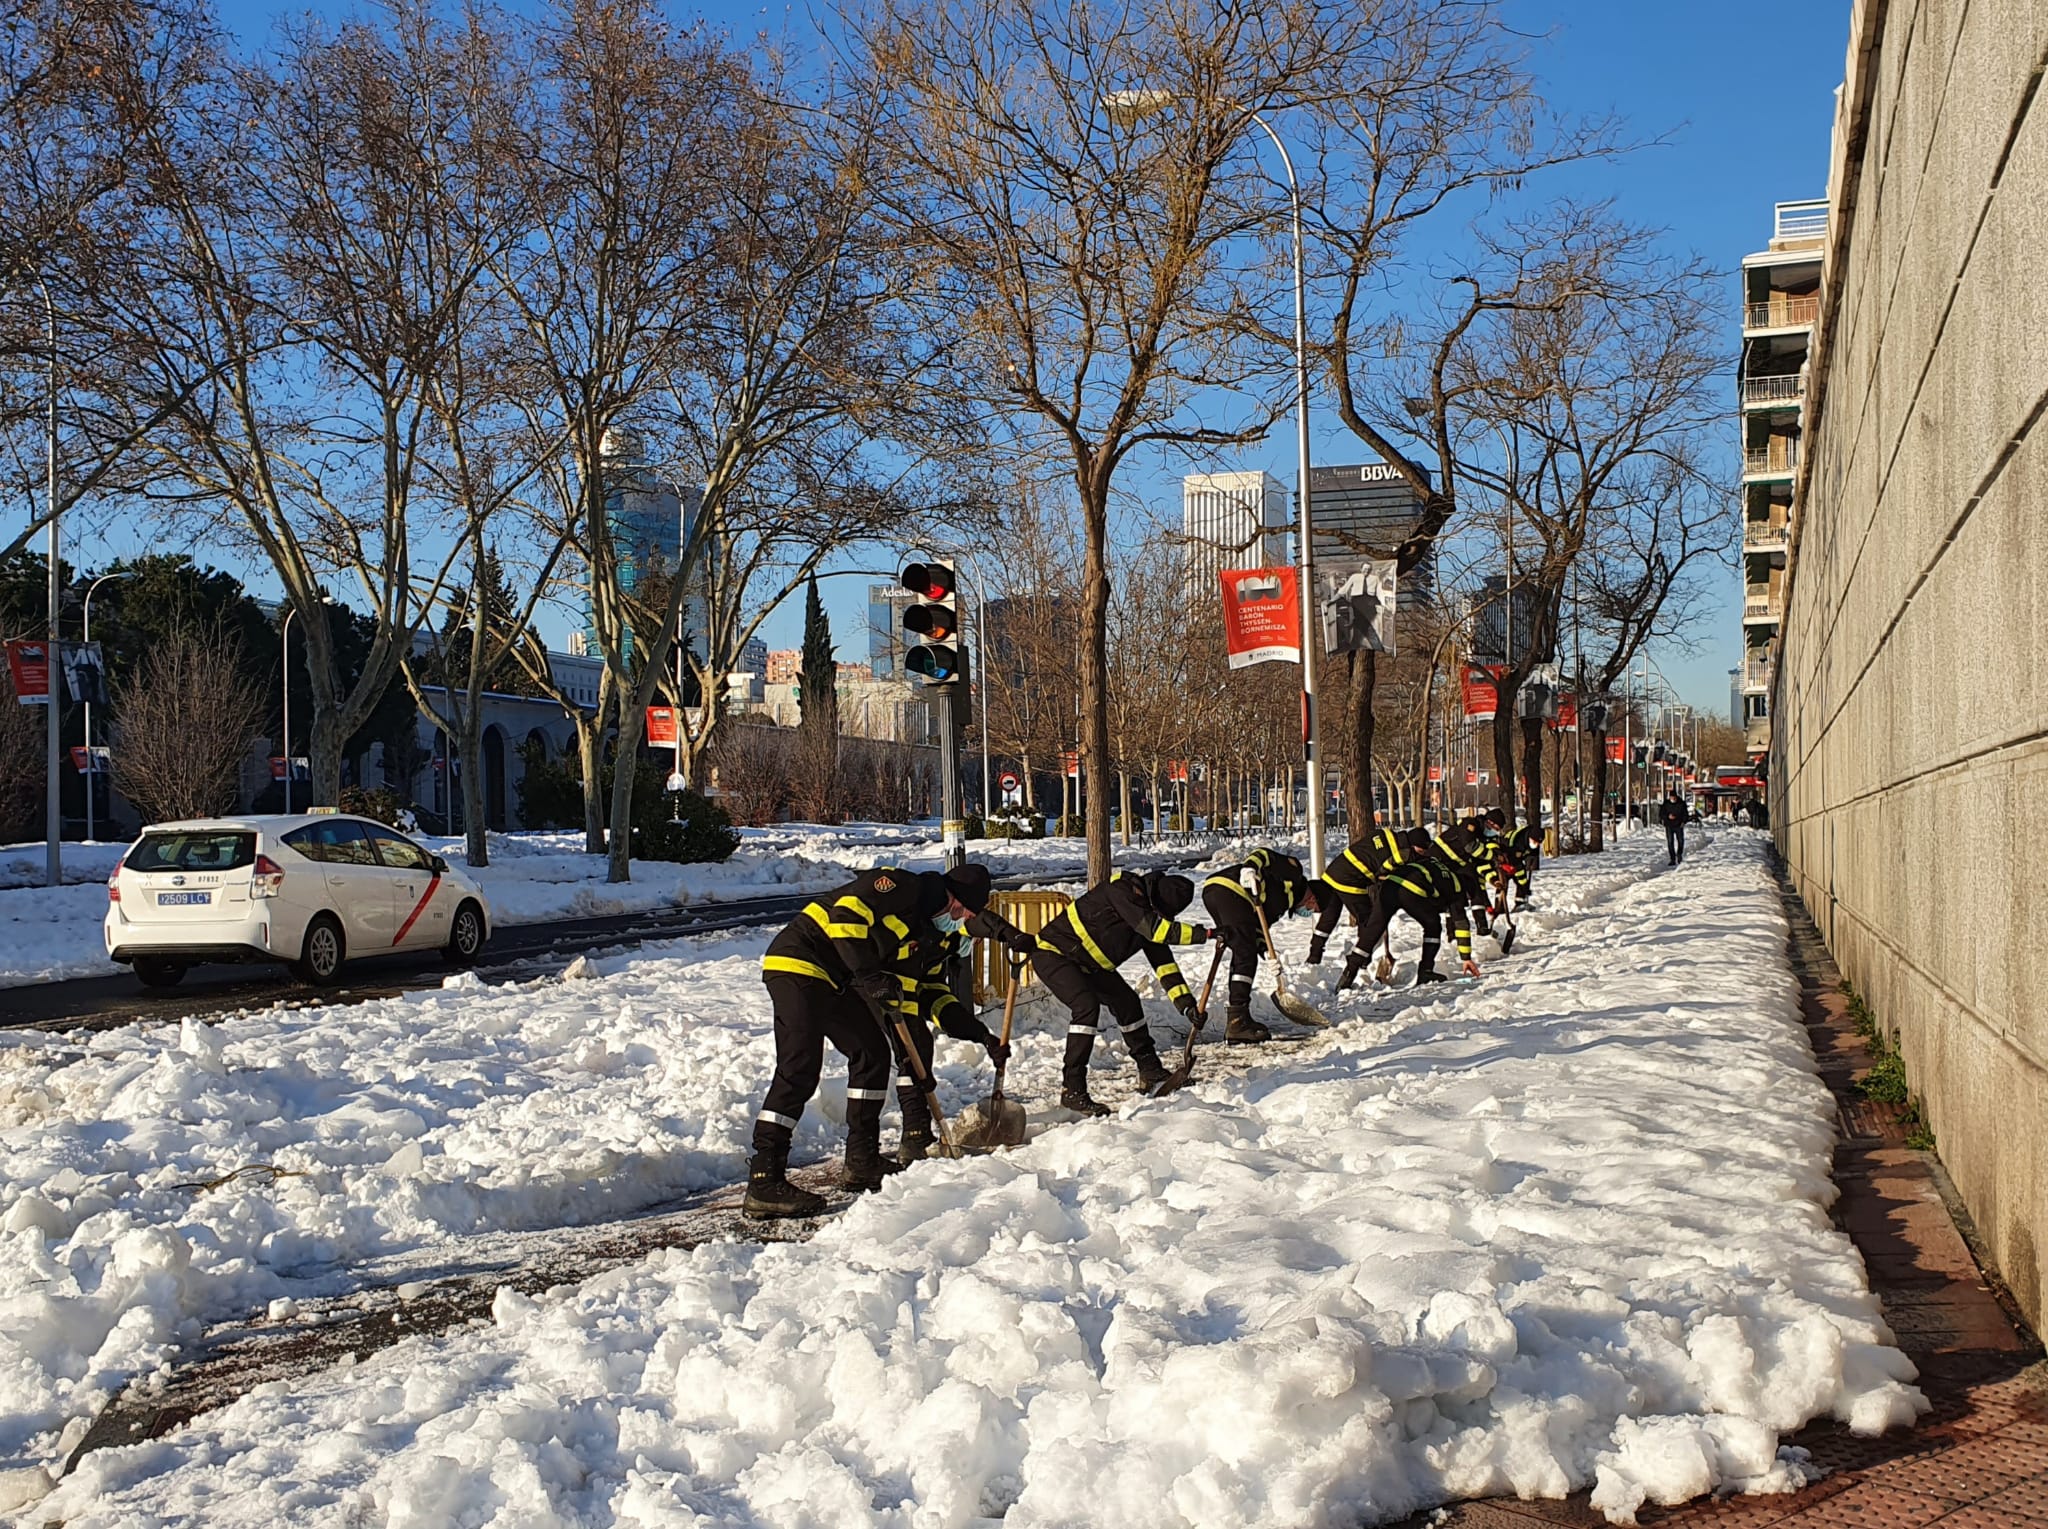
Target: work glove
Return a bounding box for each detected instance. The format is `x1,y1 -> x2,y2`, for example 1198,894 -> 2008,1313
853,970 -> 899,1007
984,1037 -> 1012,1067
1174,993 -> 1199,1022
1187,925 -> 1210,945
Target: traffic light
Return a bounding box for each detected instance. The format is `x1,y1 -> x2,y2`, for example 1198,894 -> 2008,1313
900,560 -> 961,684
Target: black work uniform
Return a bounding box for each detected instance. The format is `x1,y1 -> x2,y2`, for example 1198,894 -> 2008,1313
1309,827 -> 1414,962
755,867 -> 937,1155
1202,853 -> 1310,1013
1347,856 -> 1474,986
1032,872 -> 1206,1088
1502,826 -> 1540,902
889,908 -> 1034,1140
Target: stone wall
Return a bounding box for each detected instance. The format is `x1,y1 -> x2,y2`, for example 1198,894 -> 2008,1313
1772,0 -> 2048,1330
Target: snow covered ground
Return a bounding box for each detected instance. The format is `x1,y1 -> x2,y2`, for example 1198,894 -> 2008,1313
0,824 -> 1923,1524
0,824 -> 1222,989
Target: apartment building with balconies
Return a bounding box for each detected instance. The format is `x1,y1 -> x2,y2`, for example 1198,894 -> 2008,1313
1735,198 -> 1825,758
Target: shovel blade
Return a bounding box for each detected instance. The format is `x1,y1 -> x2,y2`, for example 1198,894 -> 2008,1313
953,1094 -> 1028,1151
1498,925 -> 1517,955
1273,989 -> 1332,1028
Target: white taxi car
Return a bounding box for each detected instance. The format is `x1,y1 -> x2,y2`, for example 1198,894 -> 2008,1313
104,812 -> 493,989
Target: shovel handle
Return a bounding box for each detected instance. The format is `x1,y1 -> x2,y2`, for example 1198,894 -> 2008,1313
873,1000 -> 960,1159
1195,940 -> 1226,1014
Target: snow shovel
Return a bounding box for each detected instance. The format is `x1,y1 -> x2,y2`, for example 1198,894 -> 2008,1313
1254,901 -> 1331,1028
1374,928 -> 1395,985
955,956 -> 1029,1150
1153,943 -> 1226,1097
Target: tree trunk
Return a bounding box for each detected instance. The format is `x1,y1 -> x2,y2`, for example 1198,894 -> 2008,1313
1519,716 -> 1545,835
1118,770 -> 1132,848
606,703 -> 648,882
1079,473 -> 1112,882
309,707 -> 344,810
577,716 -> 605,855
1591,749 -> 1610,851
1490,703 -> 1518,818
458,709 -> 487,867
1343,650 -> 1378,841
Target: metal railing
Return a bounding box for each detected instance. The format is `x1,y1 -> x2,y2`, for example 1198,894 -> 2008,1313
1743,522 -> 1789,550
1775,199 -> 1829,242
1743,594 -> 1779,619
1744,659 -> 1772,689
1741,373 -> 1803,406
1743,446 -> 1798,475
1744,295 -> 1820,330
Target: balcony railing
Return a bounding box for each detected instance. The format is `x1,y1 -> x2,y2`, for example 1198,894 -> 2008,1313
1743,593 -> 1780,619
1741,373 -> 1804,406
1743,446 -> 1799,476
1744,295 -> 1820,330
1744,659 -> 1772,689
1744,522 -> 1789,551
1775,199 -> 1829,243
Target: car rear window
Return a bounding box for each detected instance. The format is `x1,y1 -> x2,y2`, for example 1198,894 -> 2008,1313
127,831 -> 256,873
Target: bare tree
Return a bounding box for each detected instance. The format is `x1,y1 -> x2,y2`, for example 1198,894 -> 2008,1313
842,0 -> 1371,879
110,623 -> 264,821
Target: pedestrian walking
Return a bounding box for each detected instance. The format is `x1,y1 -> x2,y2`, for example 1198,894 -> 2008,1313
745,862 -> 1001,1219
1661,794 -> 1688,866
1200,848 -> 1317,1045
1032,869 -> 1209,1115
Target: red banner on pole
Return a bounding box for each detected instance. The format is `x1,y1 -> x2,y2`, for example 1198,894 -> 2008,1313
1061,750 -> 1080,779
1464,768 -> 1477,786
1549,695 -> 1579,733
1460,666 -> 1501,722
5,639 -> 50,705
1426,765 -> 1443,783
1218,568 -> 1301,669
1168,760 -> 1190,784
645,706 -> 678,748
1605,736 -> 1626,763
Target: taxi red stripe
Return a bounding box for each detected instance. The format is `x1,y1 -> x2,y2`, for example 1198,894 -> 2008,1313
393,874 -> 441,945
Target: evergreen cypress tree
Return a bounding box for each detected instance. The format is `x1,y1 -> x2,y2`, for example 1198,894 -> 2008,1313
797,574 -> 840,819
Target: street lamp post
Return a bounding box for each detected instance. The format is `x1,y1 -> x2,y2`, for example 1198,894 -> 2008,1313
34,276 -> 59,887
80,571 -> 130,843
281,606 -> 297,814
1102,88 -> 1323,875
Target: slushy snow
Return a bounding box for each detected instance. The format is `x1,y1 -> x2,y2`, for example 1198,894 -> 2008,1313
4,827 -> 1924,1525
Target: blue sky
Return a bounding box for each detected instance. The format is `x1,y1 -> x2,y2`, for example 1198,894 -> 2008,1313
91,0 -> 1850,720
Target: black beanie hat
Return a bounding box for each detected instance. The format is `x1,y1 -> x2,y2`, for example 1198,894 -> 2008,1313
942,863 -> 993,913
1151,873 -> 1195,916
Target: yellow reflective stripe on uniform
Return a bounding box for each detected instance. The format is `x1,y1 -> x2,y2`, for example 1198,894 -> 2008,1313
835,895 -> 876,924
1204,872 -> 1254,901
1065,906 -> 1116,969
1152,960 -> 1191,1000
1389,872 -> 1431,900
896,973 -> 919,992
1433,836 -> 1466,866
881,914 -> 910,940
804,903 -> 868,940
762,954 -> 835,983
1324,848 -> 1375,894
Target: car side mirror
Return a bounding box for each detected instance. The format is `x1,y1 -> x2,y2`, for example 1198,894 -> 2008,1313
430,854 -> 448,875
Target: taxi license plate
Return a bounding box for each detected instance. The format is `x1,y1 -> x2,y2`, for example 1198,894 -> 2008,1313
156,892 -> 211,906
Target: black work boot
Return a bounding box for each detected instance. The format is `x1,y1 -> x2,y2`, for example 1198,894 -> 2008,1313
1306,936 -> 1327,966
897,1127 -> 936,1165
1224,1005 -> 1271,1045
1473,908 -> 1492,936
1336,954 -> 1366,992
1061,1028 -> 1110,1116
842,1105 -> 905,1192
1125,1026 -> 1168,1093
743,1137 -> 828,1220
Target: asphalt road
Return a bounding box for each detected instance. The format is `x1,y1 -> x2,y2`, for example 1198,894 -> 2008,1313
0,891 -> 828,1034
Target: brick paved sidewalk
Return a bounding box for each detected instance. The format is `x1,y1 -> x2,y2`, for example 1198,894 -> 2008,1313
1399,867 -> 2047,1529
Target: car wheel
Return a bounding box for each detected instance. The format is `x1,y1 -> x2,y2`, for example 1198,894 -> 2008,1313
292,914 -> 346,987
441,900 -> 485,966
134,958 -> 187,990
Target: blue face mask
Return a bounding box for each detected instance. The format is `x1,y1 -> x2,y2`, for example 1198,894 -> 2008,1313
933,911 -> 965,936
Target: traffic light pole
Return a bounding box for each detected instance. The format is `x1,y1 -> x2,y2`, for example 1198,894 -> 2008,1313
935,685 -> 965,872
